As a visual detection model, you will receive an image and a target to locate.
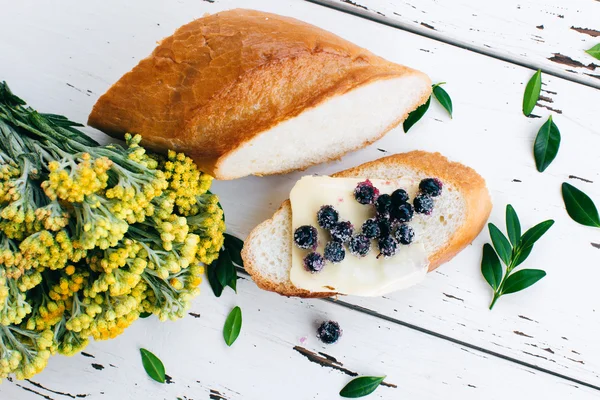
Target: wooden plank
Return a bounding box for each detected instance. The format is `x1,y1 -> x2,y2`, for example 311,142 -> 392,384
1,278 -> 598,400
0,0 -> 599,394
311,0 -> 600,89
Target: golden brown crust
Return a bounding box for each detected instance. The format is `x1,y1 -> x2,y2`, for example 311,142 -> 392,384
87,9 -> 430,179
242,151 -> 492,298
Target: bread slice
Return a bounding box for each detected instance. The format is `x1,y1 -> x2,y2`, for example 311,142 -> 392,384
87,9 -> 432,180
242,151 -> 492,298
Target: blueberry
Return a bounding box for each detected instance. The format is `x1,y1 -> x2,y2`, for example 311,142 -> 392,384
375,194 -> 392,216
390,202 -> 414,223
317,205 -> 339,230
317,321 -> 342,344
391,188 -> 409,205
361,218 -> 380,239
377,217 -> 392,238
414,194 -> 434,215
330,221 -> 353,243
354,180 -> 380,205
395,224 -> 415,245
294,225 -> 318,249
419,178 -> 443,197
349,234 -> 371,257
377,236 -> 398,258
324,241 -> 345,263
303,252 -> 325,273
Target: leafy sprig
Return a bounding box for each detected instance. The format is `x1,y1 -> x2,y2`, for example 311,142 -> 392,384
207,233 -> 244,297
481,205 -> 553,309
404,82 -> 453,132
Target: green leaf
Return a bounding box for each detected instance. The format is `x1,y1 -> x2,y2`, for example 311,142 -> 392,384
216,248 -> 235,288
224,233 -> 244,267
502,269 -> 546,295
432,84 -> 453,118
586,44 -> 600,60
519,220 -> 554,250
561,182 -> 600,227
139,312 -> 151,319
227,274 -> 237,293
523,69 -> 542,116
140,348 -> 165,384
340,376 -> 386,398
207,261 -> 224,297
403,96 -> 431,133
506,205 -> 521,247
488,223 -> 512,265
223,306 -> 242,347
513,244 -> 533,267
533,115 -> 561,172
481,244 -> 503,291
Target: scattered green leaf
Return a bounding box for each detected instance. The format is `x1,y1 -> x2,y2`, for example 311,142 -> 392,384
533,115 -> 561,172
403,96 -> 430,133
432,83 -> 453,118
207,234 -> 244,297
502,269 -> 547,295
483,205 -> 552,309
223,306 -> 242,346
340,376 -> 386,398
523,69 -> 542,116
481,243 -> 502,291
140,348 -> 165,384
561,182 -> 600,227
488,223 -> 512,265
506,205 -> 521,247
585,44 -> 600,60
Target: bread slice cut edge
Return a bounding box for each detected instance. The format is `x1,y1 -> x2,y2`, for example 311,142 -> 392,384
241,151 -> 492,298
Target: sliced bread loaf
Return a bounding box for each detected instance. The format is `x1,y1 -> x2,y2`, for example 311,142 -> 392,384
242,151 -> 492,298
87,9 -> 432,180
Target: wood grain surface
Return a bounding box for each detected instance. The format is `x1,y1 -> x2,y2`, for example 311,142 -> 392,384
0,0 -> 598,398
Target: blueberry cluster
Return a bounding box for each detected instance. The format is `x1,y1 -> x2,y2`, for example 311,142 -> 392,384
293,178 -> 443,273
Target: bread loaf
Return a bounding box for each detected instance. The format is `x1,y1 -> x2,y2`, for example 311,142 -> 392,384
88,9 -> 432,180
242,151 -> 492,298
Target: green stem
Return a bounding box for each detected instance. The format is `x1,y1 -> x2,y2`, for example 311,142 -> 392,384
489,293 -> 500,310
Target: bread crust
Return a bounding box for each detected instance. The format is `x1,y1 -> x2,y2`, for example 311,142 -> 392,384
242,151 -> 492,298
87,9 -> 431,179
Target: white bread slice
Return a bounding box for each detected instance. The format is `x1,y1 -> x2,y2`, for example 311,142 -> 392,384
242,151 -> 492,298
87,9 -> 432,180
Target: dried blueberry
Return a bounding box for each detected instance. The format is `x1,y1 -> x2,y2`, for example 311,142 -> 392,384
414,193 -> 434,215
294,225 -> 318,249
419,178 -> 443,197
317,205 -> 339,230
349,234 -> 371,257
395,224 -> 415,245
324,241 -> 346,263
377,217 -> 392,238
391,188 -> 409,205
354,179 -> 380,205
303,252 -> 325,273
377,236 -> 398,258
390,202 -> 414,223
317,321 -> 342,344
330,221 -> 354,243
361,218 -> 380,239
375,194 -> 392,216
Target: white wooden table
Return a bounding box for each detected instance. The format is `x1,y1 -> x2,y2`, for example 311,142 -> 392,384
1,0 -> 599,399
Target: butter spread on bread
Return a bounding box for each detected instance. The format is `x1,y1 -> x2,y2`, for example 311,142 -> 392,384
88,9 -> 432,180
242,151 -> 492,298
289,176 -> 430,296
